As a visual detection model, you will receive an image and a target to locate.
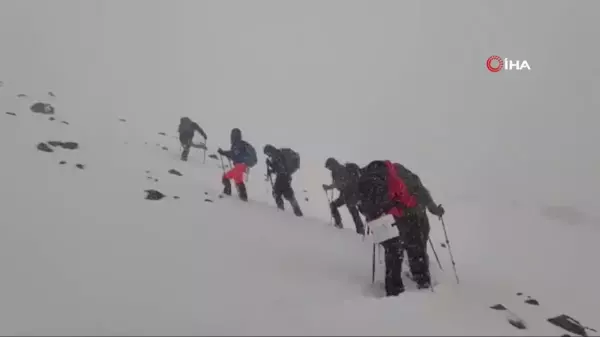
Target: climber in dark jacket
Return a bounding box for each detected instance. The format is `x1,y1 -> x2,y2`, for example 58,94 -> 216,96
264,144 -> 303,216
178,117 -> 207,161
218,128 -> 250,201
323,157 -> 365,235
357,160 -> 444,297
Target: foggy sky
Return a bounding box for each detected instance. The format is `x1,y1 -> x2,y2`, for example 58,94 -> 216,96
1,0 -> 598,216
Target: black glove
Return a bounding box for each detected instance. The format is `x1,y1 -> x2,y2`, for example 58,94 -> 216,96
429,203 -> 445,217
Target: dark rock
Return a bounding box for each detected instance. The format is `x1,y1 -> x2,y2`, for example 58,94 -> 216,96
516,292 -> 523,296
119,118 -> 126,122
440,243 -> 447,248
49,117 -> 55,121
204,199 -> 213,203
305,197 -> 309,201
173,196 -> 180,200
525,298 -> 539,306
168,169 -> 182,176
145,189 -> 166,201
75,164 -> 85,170
161,146 -> 168,151
490,304 -> 507,311
48,91 -> 55,97
145,170 -> 151,174
218,195 -> 224,199
158,132 -> 166,136
37,142 -> 54,153
5,112 -> 16,116
208,154 -> 218,160
548,314 -> 596,336
154,178 -> 159,182
61,121 -> 69,125
30,102 -> 54,114
59,160 -> 67,165
508,318 -> 527,330
204,192 -> 208,195
60,142 -> 79,150
48,141 -> 63,147
17,94 -> 28,98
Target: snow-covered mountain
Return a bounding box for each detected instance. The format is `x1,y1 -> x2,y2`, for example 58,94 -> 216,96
1,1 -> 599,335
0,91 -> 597,335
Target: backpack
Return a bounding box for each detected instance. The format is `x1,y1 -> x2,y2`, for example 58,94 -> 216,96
345,162 -> 361,184
393,163 -> 428,207
242,141 -> 257,168
280,148 -> 300,174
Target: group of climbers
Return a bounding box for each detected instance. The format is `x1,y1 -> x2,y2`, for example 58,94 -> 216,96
176,116 -> 446,298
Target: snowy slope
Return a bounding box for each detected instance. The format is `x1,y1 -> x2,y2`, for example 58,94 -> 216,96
0,91 -> 598,336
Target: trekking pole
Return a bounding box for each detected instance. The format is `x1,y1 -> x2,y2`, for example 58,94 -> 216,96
323,189 -> 335,226
203,141 -> 207,164
428,237 -> 444,271
219,154 -> 226,173
371,243 -> 376,284
440,214 -> 460,284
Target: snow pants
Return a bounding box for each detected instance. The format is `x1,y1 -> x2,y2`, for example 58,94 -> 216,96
381,212 -> 431,296
179,133 -> 193,161
222,163 -> 248,200
272,173 -> 303,216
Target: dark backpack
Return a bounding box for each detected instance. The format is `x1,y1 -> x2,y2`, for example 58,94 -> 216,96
345,162 -> 361,184
280,148 -> 300,174
242,141 -> 257,168
393,163 -> 426,204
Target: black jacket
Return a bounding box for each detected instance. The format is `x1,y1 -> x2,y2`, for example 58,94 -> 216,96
178,118 -> 207,140
266,149 -> 289,175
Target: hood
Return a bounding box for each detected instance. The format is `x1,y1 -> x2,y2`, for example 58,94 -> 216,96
231,128 -> 242,143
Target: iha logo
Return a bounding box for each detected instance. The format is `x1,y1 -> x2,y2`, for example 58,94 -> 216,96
486,55 -> 531,72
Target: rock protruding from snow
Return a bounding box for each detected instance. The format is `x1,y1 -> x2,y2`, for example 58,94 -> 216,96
37,142 -> 54,153
75,164 -> 85,170
5,112 -> 16,116
208,154 -> 218,160
59,161 -> 67,165
525,297 -> 539,306
119,118 -> 126,122
158,132 -> 166,136
547,314 -> 597,337
145,189 -> 166,201
47,141 -> 79,150
30,102 -> 55,114
168,169 -> 182,176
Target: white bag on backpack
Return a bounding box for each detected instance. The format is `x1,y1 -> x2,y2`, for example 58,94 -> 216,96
367,214 -> 398,244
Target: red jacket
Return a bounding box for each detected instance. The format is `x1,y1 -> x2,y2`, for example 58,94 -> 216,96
384,160 -> 417,217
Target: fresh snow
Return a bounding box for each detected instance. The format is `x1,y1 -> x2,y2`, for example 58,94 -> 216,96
0,95 -> 598,336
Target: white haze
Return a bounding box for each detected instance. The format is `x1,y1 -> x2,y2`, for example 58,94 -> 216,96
1,0 -> 599,220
